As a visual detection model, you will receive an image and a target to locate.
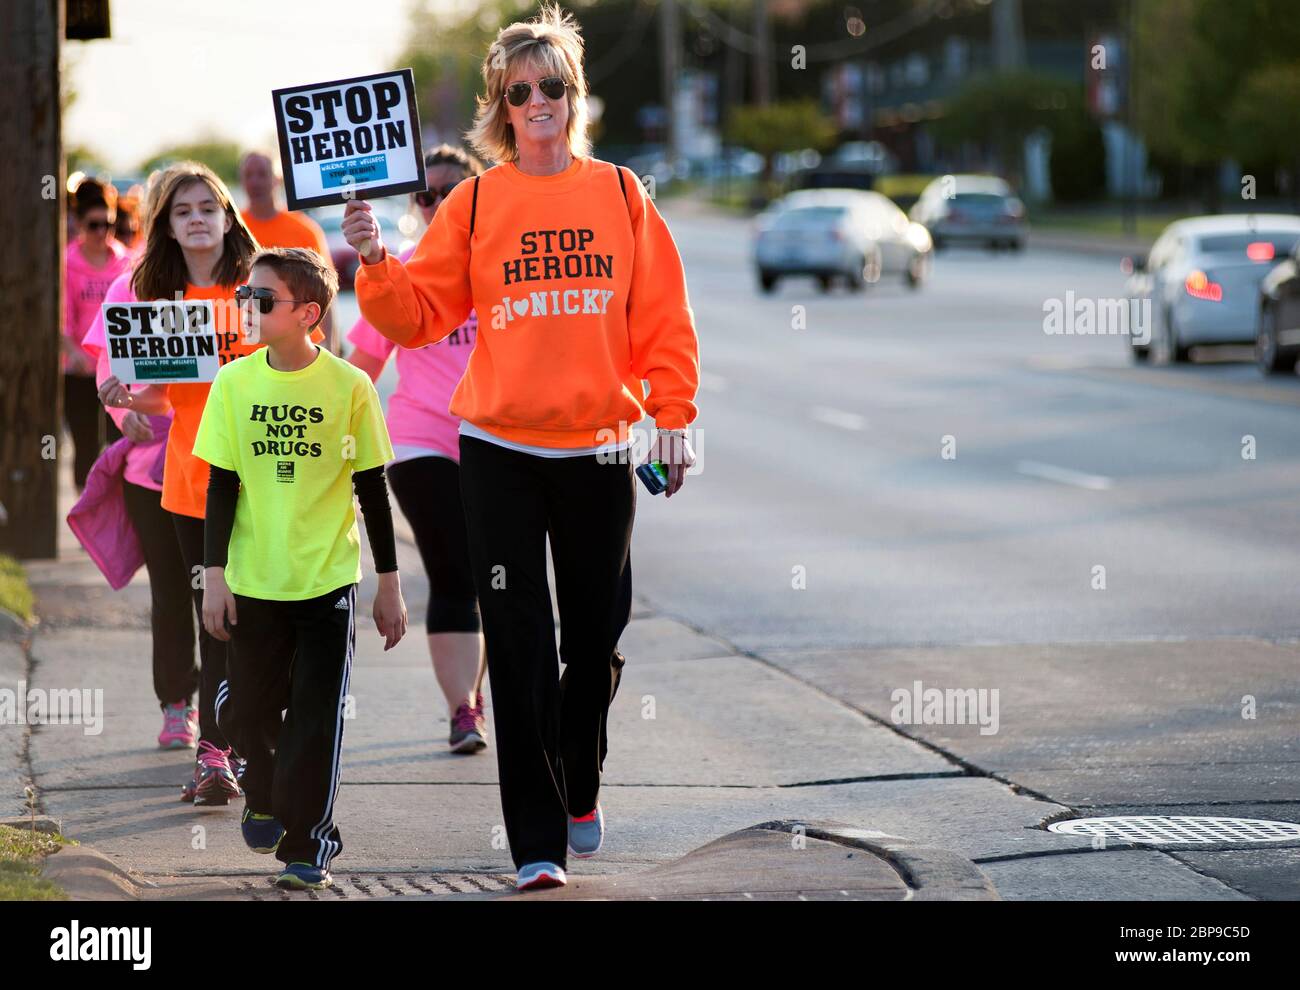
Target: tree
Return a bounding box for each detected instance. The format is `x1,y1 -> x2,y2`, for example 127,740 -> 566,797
725,99 -> 836,199
1231,64 -> 1300,209
930,71 -> 1081,187
138,136 -> 243,185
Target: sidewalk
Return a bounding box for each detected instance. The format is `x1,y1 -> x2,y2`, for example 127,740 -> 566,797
0,463 -> 1001,900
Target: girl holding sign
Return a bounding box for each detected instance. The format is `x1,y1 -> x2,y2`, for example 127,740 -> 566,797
81,165 -> 198,755
347,144 -> 488,755
98,162 -> 289,807
345,4 -> 700,890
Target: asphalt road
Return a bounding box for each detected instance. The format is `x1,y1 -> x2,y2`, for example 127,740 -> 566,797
293,203 -> 1300,900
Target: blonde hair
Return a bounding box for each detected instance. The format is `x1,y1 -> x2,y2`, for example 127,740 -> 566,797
465,3 -> 591,165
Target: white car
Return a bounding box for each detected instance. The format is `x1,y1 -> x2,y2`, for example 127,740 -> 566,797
753,189 -> 933,294
1124,215 -> 1300,363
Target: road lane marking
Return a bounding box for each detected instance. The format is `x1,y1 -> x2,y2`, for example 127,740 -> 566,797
811,406 -> 867,431
1016,460 -> 1114,490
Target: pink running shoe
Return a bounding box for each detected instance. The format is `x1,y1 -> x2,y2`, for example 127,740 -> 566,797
158,701 -> 198,750
186,740 -> 242,806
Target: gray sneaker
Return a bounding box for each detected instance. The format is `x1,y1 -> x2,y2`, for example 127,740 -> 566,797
449,701 -> 487,753
567,802 -> 604,858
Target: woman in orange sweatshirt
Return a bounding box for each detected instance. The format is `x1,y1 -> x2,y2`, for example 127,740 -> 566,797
344,3 -> 700,890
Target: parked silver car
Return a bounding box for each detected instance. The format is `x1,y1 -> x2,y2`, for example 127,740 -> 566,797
910,174 -> 1026,250
754,189 -> 933,294
1124,215 -> 1300,363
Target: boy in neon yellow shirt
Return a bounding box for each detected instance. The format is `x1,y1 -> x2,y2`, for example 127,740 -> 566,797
194,247 -> 407,891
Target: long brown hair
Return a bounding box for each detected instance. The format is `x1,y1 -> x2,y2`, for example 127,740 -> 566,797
131,162 -> 257,301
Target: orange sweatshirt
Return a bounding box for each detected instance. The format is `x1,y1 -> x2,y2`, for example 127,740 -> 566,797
354,155 -> 699,448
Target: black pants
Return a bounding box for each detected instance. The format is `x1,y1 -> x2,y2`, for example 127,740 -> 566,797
122,483 -> 198,707
385,455 -> 480,633
64,372 -> 121,489
216,585 -> 355,870
458,434 -> 634,869
171,512 -> 229,750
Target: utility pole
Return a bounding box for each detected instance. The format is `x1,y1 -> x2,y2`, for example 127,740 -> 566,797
752,0 -> 772,107
658,0 -> 681,167
991,0 -> 1026,70
0,0 -> 63,559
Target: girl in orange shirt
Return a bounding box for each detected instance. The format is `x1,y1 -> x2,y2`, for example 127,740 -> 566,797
99,162 -> 262,807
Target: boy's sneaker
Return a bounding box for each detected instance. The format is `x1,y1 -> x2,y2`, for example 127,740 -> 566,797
516,861 -> 566,891
568,803 -> 604,859
158,701 -> 198,749
449,701 -> 487,753
184,741 -> 242,806
240,808 -> 284,854
275,862 -> 332,890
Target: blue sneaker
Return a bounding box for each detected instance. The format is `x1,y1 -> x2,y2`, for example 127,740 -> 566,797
516,861 -> 566,891
275,862 -> 332,890
568,803 -> 604,859
240,808 -> 284,854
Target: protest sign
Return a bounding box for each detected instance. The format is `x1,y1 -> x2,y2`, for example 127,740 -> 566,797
272,69 -> 426,211
103,300 -> 222,385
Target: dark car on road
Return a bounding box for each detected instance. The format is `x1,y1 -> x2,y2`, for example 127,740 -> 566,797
1258,235 -> 1300,375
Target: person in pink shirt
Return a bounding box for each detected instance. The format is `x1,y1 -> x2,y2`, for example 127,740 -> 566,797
64,178 -> 134,489
80,166 -> 199,752
347,145 -> 488,754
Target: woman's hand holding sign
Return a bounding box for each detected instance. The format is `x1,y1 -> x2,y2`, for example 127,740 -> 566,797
342,200 -> 386,266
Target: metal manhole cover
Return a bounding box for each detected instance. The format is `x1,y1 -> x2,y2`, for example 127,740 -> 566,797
1047,815 -> 1300,846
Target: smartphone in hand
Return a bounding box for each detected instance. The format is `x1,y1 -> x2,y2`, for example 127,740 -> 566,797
636,460 -> 668,495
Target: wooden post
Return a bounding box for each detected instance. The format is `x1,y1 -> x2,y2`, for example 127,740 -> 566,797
0,1 -> 63,559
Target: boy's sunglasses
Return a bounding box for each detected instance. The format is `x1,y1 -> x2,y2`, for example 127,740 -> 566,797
504,76 -> 566,107
82,219 -> 113,232
414,181 -> 462,207
235,285 -> 309,315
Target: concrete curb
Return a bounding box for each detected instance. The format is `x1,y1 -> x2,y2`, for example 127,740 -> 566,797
434,818 -> 999,901
1028,230 -> 1152,258
2,815 -> 144,901
752,819 -> 1000,901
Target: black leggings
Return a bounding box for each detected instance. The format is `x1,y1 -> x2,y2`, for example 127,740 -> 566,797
171,511 -> 230,750
64,373 -> 120,488
385,455 -> 480,633
122,483 -> 198,707
458,434 -> 634,869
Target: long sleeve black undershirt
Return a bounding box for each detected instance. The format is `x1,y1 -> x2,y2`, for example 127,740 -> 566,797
204,465 -> 239,568
352,465 -> 397,574
203,464 -> 398,574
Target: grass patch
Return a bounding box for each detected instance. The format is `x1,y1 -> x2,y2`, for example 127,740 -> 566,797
0,823 -> 74,900
0,554 -> 34,624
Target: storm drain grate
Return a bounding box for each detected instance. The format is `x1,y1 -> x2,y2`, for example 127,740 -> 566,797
1047,815 -> 1300,847
237,873 -> 516,900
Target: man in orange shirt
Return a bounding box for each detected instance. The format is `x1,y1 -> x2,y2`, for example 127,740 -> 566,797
239,151 -> 337,350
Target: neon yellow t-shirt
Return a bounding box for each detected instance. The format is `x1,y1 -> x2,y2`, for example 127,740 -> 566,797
193,345 -> 394,601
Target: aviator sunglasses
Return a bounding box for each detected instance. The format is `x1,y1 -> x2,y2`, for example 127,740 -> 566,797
235,284 -> 311,315
414,180 -> 463,208
504,76 -> 567,107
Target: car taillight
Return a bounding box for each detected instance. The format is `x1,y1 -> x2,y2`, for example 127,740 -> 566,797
829,228 -> 843,242
947,208 -> 967,222
1185,269 -> 1223,301
1247,241 -> 1275,262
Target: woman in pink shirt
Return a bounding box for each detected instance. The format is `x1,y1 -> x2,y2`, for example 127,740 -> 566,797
64,178 -> 134,489
348,145 -> 488,754
80,166 -> 199,752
